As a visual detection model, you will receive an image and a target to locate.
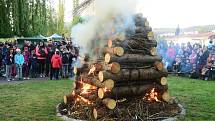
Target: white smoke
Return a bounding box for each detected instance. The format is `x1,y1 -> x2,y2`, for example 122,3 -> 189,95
71,0 -> 139,58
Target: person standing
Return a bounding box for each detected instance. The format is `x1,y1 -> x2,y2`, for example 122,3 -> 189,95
35,42 -> 48,77
23,47 -> 30,80
15,49 -> 24,80
29,50 -> 38,78
61,48 -> 69,78
50,50 -> 62,80
5,49 -> 14,81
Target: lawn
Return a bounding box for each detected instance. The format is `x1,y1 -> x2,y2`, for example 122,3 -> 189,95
0,77 -> 214,121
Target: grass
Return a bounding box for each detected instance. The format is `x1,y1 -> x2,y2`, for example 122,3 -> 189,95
0,77 -> 214,121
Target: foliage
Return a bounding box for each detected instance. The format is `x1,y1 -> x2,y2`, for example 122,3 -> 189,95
71,16 -> 84,27
0,77 -> 214,120
0,0 -> 66,38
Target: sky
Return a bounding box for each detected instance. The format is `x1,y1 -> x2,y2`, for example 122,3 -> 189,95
63,0 -> 215,28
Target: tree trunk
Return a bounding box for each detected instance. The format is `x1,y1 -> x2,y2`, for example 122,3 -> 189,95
105,53 -> 162,64
100,84 -> 168,99
79,76 -> 115,90
103,47 -> 124,56
98,68 -> 168,82
92,62 -> 121,74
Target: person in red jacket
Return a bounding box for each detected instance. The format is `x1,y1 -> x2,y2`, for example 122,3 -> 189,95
50,50 -> 62,80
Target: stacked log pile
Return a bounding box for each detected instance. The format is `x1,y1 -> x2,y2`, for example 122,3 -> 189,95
63,13 -> 171,120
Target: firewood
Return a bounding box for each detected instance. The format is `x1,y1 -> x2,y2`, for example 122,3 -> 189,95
64,93 -> 76,105
135,26 -> 152,34
160,77 -> 168,86
104,53 -> 162,64
103,84 -> 168,99
98,68 -> 168,82
122,39 -> 157,50
147,31 -> 155,40
154,61 -> 164,71
103,47 -> 124,56
150,47 -> 157,56
162,91 -> 171,102
102,98 -> 117,109
93,62 -> 121,74
78,77 -> 114,90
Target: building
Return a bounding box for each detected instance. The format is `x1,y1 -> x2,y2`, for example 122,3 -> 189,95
164,32 -> 215,45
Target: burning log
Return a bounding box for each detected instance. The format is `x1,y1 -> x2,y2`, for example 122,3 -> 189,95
104,53 -> 162,64
74,63 -> 89,75
103,47 -> 124,56
93,62 -> 121,74
79,76 -> 115,90
98,68 -> 168,82
98,84 -> 168,99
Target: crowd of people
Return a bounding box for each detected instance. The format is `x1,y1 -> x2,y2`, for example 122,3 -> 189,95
0,39 -> 79,81
157,40 -> 215,80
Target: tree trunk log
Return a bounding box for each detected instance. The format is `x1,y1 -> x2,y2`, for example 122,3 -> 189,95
101,84 -> 168,99
154,61 -> 164,71
102,98 -> 117,109
98,68 -> 168,82
92,62 -> 121,74
104,53 -> 162,64
103,47 -> 124,56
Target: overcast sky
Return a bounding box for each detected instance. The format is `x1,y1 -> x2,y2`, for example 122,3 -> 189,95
63,0 -> 215,28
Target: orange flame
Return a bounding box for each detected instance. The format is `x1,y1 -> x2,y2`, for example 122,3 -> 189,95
88,65 -> 96,75
76,95 -> 93,105
144,88 -> 161,102
80,82 -> 97,95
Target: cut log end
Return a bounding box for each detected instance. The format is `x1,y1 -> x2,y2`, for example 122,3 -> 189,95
150,47 -> 157,56
98,71 -> 104,82
160,77 -> 168,86
93,108 -> 98,119
98,88 -> 104,99
102,98 -> 117,109
154,61 -> 164,71
110,62 -> 121,74
162,91 -> 171,102
113,47 -> 124,56
63,95 -> 67,104
104,79 -> 115,90
104,53 -> 111,63
147,31 -> 154,40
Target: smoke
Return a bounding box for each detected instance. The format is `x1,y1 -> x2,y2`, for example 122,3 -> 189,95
71,0 -> 138,59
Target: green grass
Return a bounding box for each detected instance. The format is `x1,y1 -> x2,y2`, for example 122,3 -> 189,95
0,77 -> 215,121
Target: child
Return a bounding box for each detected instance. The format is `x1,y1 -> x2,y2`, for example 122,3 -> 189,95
50,50 -> 62,80
15,49 -> 24,80
23,47 -> 30,80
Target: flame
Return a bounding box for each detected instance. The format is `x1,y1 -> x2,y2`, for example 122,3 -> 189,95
144,88 -> 161,102
88,65 -> 96,75
80,82 -> 97,95
76,95 -> 93,105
